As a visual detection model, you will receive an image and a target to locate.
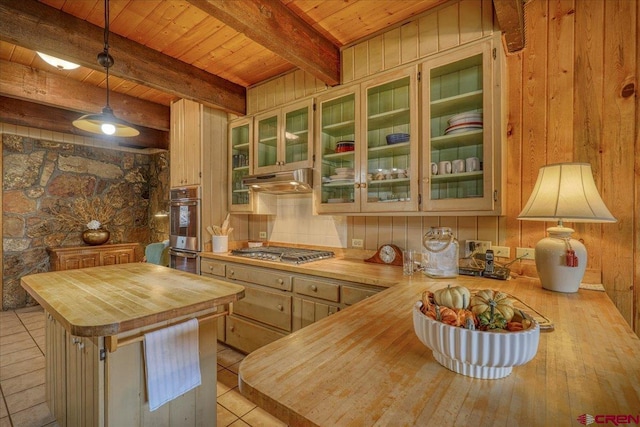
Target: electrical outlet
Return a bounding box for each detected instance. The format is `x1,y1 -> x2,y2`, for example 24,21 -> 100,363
516,247 -> 535,260
464,240 -> 491,258
259,231 -> 267,239
352,238 -> 364,248
492,246 -> 511,258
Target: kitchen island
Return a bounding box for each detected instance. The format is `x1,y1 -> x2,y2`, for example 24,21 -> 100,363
20,263 -> 245,427
238,274 -> 640,426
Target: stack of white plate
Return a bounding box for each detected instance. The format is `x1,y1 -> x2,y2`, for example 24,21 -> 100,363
330,167 -> 355,182
444,111 -> 483,135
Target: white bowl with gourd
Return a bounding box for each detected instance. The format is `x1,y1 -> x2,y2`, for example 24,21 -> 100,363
413,285 -> 540,379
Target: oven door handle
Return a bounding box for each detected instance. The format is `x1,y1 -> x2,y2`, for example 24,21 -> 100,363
169,250 -> 198,259
170,200 -> 199,207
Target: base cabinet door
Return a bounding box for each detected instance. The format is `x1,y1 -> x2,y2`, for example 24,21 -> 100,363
226,315 -> 286,354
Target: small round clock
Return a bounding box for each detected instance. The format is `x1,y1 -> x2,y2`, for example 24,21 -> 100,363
365,244 -> 404,266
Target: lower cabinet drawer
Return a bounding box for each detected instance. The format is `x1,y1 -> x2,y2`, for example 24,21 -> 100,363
293,277 -> 340,302
225,315 -> 286,354
200,258 -> 226,277
232,286 -> 292,332
341,285 -> 380,306
226,264 -> 292,291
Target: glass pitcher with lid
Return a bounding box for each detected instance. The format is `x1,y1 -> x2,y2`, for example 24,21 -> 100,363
421,227 -> 459,278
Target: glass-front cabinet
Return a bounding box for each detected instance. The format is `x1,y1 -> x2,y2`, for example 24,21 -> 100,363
421,38 -> 504,214
228,117 -> 253,212
315,68 -> 418,214
315,86 -> 360,213
253,99 -> 314,175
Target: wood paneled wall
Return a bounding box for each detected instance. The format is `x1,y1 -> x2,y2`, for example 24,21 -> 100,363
247,0 -> 639,333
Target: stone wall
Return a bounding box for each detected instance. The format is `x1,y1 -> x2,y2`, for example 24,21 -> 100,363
2,133 -> 169,309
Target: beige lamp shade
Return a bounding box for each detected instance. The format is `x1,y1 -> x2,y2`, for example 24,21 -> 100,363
518,163 -> 616,223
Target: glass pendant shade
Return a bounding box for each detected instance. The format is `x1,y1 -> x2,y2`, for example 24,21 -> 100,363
518,162 -> 616,293
36,52 -> 80,70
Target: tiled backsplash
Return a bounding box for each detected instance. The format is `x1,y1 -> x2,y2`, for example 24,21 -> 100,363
268,195 -> 346,247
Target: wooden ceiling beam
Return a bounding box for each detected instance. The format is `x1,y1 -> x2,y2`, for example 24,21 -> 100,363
187,0 -> 340,86
0,60 -> 170,132
493,0 -> 526,53
0,96 -> 168,150
0,0 -> 246,114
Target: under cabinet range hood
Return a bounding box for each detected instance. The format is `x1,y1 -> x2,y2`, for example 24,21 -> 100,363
242,168 -> 313,194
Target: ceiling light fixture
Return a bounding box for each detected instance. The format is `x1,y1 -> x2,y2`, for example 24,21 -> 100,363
72,0 -> 139,137
36,52 -> 80,70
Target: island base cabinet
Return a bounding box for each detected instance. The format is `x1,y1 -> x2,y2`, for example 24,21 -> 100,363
45,312 -> 219,427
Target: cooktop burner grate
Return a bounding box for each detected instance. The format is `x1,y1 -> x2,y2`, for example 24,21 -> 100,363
230,246 -> 334,264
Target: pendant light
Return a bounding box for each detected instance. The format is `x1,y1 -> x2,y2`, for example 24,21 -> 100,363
73,0 -> 139,137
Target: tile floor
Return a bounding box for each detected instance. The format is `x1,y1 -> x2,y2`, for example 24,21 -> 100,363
0,306 -> 287,427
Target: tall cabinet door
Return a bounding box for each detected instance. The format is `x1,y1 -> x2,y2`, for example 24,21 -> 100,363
315,85 -> 361,214
360,67 -> 419,212
421,38 -> 505,214
228,117 -> 253,212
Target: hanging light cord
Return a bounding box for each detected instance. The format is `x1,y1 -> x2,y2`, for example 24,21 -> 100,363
98,0 -> 114,110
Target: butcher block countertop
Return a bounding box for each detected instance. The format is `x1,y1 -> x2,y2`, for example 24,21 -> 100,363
20,263 -> 245,337
238,274 -> 640,427
200,251 -> 401,288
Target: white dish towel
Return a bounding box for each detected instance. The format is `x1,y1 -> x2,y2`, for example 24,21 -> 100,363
144,318 -> 202,411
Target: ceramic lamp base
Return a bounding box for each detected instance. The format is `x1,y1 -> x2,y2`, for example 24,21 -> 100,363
535,226 -> 586,293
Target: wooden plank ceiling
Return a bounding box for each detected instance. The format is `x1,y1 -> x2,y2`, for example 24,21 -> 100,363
0,0 -> 523,149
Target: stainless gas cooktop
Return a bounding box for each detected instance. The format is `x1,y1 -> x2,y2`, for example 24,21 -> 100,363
230,246 -> 334,264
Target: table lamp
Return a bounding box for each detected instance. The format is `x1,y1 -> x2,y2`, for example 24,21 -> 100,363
517,163 -> 616,293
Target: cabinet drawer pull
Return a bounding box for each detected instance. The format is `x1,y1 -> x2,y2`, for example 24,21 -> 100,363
230,326 -> 235,332
72,337 -> 81,344
360,182 -> 367,188
277,304 -> 284,311
277,278 -> 284,285
311,285 -> 318,292
354,183 -> 360,189
229,270 -> 235,277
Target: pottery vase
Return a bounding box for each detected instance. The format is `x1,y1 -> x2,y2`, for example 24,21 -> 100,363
82,228 -> 110,245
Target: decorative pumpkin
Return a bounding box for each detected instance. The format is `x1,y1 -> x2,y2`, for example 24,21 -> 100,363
454,309 -> 478,329
478,310 -> 507,330
469,289 -> 515,321
435,305 -> 459,326
433,285 -> 471,309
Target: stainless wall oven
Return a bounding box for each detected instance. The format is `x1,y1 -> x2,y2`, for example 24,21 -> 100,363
169,186 -> 201,274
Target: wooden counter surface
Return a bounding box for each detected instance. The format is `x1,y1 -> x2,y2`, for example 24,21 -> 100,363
21,263 -> 245,337
238,275 -> 640,427
201,251 -> 401,288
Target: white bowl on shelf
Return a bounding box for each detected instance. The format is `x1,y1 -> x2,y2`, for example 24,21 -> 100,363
413,301 -> 540,379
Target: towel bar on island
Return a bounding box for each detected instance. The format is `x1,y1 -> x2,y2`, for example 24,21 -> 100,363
105,309 -> 228,353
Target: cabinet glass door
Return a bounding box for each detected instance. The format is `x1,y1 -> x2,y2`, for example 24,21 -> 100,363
315,87 -> 359,213
229,118 -> 253,212
361,68 -> 418,212
422,40 -> 497,212
283,104 -> 311,169
255,113 -> 278,173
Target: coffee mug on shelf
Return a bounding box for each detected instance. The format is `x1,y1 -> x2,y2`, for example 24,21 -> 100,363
466,157 -> 480,172
438,161 -> 452,175
430,162 -> 438,175
452,159 -> 465,174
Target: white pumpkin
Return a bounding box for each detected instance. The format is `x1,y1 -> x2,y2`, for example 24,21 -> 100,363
433,285 -> 471,309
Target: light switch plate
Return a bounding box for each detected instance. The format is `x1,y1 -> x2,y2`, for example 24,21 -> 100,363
516,247 -> 535,260
259,231 -> 267,239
